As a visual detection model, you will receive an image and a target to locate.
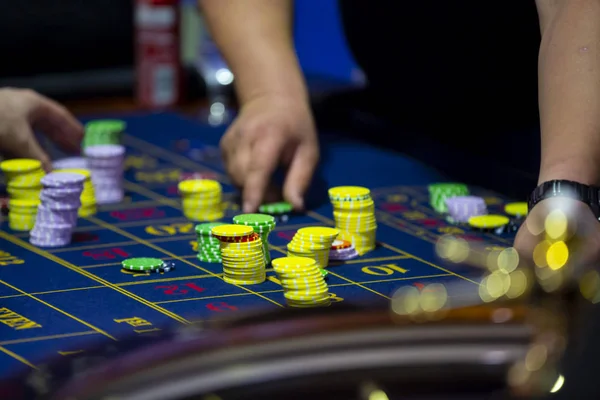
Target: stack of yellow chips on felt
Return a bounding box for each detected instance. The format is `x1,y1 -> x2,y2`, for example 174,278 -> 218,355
54,169 -> 97,217
211,224 -> 266,285
178,179 -> 223,221
329,186 -> 377,255
286,227 -> 340,268
0,159 -> 45,231
272,256 -> 330,308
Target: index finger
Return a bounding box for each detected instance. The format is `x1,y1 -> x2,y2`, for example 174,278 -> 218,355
28,93 -> 84,153
242,133 -> 286,213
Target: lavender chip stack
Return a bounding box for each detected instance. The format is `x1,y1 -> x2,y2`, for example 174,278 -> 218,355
29,172 -> 85,248
445,196 -> 488,223
84,144 -> 125,204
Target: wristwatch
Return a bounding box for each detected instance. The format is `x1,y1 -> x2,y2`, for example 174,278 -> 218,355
528,179 -> 600,220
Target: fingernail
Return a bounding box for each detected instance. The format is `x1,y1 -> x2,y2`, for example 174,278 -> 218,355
243,202 -> 253,213
292,194 -> 304,210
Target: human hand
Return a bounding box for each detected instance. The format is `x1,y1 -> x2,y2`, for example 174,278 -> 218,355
220,94 -> 319,213
0,88 -> 83,171
513,197 -> 600,291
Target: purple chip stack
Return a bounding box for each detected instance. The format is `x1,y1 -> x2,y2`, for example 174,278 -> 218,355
29,172 -> 85,248
445,196 -> 488,223
83,145 -> 125,204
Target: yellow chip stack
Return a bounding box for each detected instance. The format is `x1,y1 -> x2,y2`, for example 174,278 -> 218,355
1,159 -> 44,231
211,224 -> 266,285
286,227 -> 340,268
1,159 -> 44,201
329,186 -> 377,255
54,169 -> 97,217
8,199 -> 39,231
272,256 -> 330,308
178,179 -> 223,221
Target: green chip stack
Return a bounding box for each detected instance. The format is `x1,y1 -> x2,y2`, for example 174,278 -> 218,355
83,119 -> 126,148
428,183 -> 469,213
258,201 -> 293,222
195,222 -> 225,263
232,213 -> 276,266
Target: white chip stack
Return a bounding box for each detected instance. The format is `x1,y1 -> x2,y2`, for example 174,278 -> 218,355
83,145 -> 125,204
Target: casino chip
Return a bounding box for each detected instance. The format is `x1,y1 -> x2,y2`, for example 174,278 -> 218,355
329,239 -> 359,261
287,227 -> 340,269
178,179 -> 223,222
122,257 -> 166,272
468,215 -> 510,234
0,159 -> 44,231
328,186 -> 377,255
52,157 -> 89,170
428,183 -> 469,213
211,224 -> 267,285
445,196 -> 487,223
83,120 -> 125,148
504,202 -> 528,218
258,201 -> 293,223
84,145 -> 126,204
121,260 -> 175,274
272,257 -> 331,308
54,168 -> 97,217
179,171 -> 219,182
233,213 -> 276,266
195,222 -> 225,263
29,172 -> 85,247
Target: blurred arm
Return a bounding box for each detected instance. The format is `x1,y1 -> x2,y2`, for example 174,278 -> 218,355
198,0 -> 308,104
536,0 -> 600,185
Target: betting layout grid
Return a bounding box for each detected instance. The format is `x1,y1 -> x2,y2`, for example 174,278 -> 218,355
0,119 -> 520,376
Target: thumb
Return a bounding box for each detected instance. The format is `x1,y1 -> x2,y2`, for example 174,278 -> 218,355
3,123 -> 52,172
283,140 -> 319,211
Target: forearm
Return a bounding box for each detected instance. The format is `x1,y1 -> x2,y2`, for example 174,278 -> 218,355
537,0 -> 600,185
198,0 -> 307,104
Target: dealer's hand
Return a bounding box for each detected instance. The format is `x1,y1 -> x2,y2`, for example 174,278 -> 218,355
513,197 -> 600,288
220,93 -> 319,213
0,88 -> 83,171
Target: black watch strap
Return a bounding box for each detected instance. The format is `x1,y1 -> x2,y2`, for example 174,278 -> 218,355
528,180 -> 600,219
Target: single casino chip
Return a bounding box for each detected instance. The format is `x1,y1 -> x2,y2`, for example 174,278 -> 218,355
122,257 -> 165,271
258,201 -> 293,215
504,202 -> 528,218
211,224 -> 254,238
0,159 -> 42,174
331,239 -> 352,250
319,268 -> 329,278
445,196 -> 488,223
328,186 -> 371,201
233,213 -> 276,227
468,215 -> 510,230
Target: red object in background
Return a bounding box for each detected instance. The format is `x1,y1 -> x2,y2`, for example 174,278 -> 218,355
135,0 -> 183,109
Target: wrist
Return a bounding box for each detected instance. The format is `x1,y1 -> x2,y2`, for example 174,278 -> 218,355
538,158 -> 600,186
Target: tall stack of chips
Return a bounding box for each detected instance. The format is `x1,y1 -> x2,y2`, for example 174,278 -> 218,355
29,172 -> 85,247
329,186 -> 377,255
286,227 -> 340,268
195,222 -> 225,263
272,256 -> 330,308
232,213 -> 276,266
54,169 -> 97,217
84,144 -> 125,204
445,196 -> 487,223
0,159 -> 45,231
211,224 -> 266,285
428,183 -> 469,213
178,179 -> 223,221
83,120 -> 125,148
